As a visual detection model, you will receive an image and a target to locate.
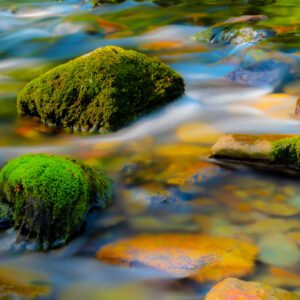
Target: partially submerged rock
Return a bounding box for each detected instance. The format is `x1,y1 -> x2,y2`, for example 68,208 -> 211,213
205,277 -> 300,300
211,134 -> 278,160
97,233 -> 258,282
17,46 -> 184,133
0,154 -> 112,249
212,134 -> 300,170
193,20 -> 275,45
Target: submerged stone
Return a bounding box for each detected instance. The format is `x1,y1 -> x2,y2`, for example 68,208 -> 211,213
205,277 -> 300,300
193,21 -> 275,45
97,233 -> 258,283
17,46 -> 184,133
0,154 -> 112,249
226,59 -> 291,88
0,266 -> 50,298
258,233 -> 300,268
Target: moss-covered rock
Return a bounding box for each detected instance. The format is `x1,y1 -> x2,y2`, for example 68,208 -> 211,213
211,134 -> 300,170
0,154 -> 112,249
17,46 -> 184,133
193,23 -> 275,45
211,134 -> 282,160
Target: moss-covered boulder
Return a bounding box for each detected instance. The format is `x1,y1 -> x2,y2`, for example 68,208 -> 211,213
193,22 -> 275,45
17,46 -> 184,133
0,154 -> 112,249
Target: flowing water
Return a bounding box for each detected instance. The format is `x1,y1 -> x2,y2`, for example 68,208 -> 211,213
0,0 -> 300,299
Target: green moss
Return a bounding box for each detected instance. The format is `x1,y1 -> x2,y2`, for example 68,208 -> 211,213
0,154 -> 112,249
70,158 -> 112,209
272,137 -> 300,168
17,46 -> 184,133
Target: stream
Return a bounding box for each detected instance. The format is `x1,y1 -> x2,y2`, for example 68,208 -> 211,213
0,0 -> 300,299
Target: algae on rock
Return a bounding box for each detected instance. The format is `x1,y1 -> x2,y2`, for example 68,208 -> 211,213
0,154 -> 112,249
17,46 -> 184,133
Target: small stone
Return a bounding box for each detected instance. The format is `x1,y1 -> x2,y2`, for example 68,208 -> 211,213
258,233 -> 300,267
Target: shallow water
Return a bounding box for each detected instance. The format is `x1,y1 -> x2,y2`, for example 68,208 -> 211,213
0,0 -> 300,299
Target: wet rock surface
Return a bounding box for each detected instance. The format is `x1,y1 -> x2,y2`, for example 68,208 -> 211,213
97,233 -> 258,283
205,277 -> 300,300
226,59 -> 292,88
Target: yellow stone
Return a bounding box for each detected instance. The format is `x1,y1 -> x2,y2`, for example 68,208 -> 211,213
97,233 -> 258,283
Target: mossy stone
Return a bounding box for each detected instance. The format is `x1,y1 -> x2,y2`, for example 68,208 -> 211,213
211,134 -> 300,171
0,154 -> 112,249
193,23 -> 275,45
17,46 -> 184,133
